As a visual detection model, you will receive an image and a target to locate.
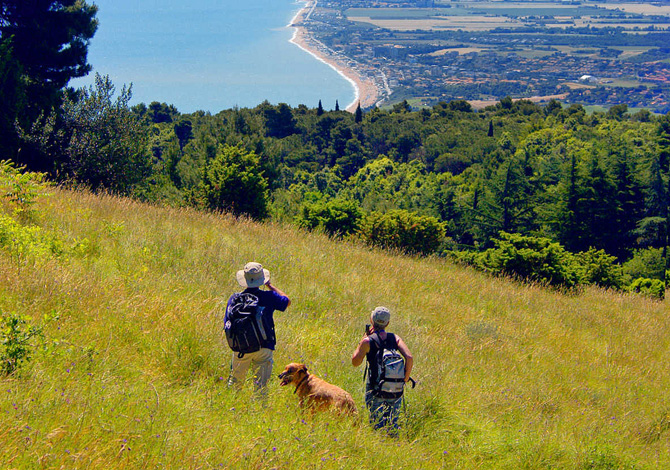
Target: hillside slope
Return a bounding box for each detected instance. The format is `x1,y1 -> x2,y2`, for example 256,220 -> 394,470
1,188 -> 669,469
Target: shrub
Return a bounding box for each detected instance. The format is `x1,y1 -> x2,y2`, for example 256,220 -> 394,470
0,160 -> 48,220
0,213 -> 63,269
467,232 -> 579,287
628,277 -> 666,300
296,197 -> 363,237
197,144 -> 269,219
575,248 -> 623,289
0,311 -> 41,376
359,209 -> 445,255
622,247 -> 666,282
455,233 -> 626,290
21,74 -> 152,194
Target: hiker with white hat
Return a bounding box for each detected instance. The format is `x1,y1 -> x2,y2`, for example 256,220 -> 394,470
351,306 -> 414,435
224,262 -> 290,396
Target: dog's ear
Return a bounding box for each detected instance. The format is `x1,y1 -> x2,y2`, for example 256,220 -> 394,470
299,364 -> 308,374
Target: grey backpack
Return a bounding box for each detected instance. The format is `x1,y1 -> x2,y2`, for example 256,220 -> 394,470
368,333 -> 405,399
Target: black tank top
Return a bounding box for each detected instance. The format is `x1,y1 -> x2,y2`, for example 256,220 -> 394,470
365,332 -> 397,387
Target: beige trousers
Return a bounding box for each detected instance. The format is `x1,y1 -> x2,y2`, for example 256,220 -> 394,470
227,348 -> 274,394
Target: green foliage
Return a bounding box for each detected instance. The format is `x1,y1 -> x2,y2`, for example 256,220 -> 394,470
0,161 -> 60,268
456,233 -> 628,290
0,311 -> 41,376
359,209 -> 445,254
197,144 -> 269,219
59,74 -> 152,194
296,197 -> 363,237
147,101 -> 179,124
628,277 -> 666,300
457,232 -> 580,287
0,159 -> 48,219
0,213 -> 63,268
622,247 -> 666,282
0,37 -> 25,159
21,74 -> 152,194
0,0 -> 98,131
575,248 -> 624,290
262,102 -> 297,138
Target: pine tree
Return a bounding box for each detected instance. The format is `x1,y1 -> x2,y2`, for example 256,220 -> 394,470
0,0 -> 98,120
579,154 -> 617,253
658,115 -> 670,291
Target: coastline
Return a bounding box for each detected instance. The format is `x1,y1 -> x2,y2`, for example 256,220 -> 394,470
288,0 -> 380,112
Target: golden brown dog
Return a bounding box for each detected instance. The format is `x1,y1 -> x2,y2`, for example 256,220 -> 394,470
278,362 -> 357,415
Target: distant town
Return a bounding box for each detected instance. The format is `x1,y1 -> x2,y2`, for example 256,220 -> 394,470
300,0 -> 670,112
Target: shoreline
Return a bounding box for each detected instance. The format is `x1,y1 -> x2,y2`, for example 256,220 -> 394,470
288,0 -> 380,112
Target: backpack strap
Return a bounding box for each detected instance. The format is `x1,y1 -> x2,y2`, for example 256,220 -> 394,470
364,333 -> 381,382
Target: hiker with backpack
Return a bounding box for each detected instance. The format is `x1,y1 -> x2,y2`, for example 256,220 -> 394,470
224,262 -> 290,396
351,306 -> 414,435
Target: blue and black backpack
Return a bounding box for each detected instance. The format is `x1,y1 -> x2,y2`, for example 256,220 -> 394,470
224,292 -> 267,358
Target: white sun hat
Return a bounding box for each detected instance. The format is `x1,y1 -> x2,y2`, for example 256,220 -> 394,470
236,262 -> 270,288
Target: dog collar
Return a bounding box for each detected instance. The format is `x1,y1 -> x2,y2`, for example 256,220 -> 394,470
294,373 -> 309,394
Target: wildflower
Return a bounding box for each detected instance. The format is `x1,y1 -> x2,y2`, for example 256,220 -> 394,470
272,447 -> 277,452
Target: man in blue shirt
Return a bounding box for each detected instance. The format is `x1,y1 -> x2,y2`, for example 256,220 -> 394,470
226,262 -> 290,396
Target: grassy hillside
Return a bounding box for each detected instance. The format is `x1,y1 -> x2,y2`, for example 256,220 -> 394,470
1,187 -> 670,469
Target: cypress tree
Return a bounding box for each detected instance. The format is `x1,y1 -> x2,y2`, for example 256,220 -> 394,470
335,100 -> 340,112
317,99 -> 324,116
354,102 -> 362,123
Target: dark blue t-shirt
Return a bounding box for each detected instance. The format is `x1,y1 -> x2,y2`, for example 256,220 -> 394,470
226,287 -> 289,350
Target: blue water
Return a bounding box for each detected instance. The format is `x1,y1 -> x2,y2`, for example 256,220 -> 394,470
70,0 -> 354,113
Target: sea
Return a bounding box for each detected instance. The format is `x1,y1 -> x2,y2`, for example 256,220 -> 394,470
70,0 -> 355,114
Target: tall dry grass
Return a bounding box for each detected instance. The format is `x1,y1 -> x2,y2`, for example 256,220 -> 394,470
1,187 -> 669,469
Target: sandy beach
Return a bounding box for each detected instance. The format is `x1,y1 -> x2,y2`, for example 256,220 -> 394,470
289,0 -> 381,112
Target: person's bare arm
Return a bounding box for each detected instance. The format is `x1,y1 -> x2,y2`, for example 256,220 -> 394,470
351,336 -> 370,367
396,335 -> 413,382
266,281 -> 291,307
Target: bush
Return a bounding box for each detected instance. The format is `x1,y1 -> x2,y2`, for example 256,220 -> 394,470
0,311 -> 41,376
0,213 -> 62,269
21,74 -> 152,194
622,247 -> 666,282
196,144 -> 269,219
0,160 -> 48,220
457,232 -> 579,287
359,209 -> 445,255
575,248 -> 623,290
296,197 -> 363,237
628,277 -> 666,300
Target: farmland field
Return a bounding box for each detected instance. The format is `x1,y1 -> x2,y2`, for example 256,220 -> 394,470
346,1 -> 670,32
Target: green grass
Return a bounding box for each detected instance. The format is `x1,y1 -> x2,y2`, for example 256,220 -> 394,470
2,187 -> 670,468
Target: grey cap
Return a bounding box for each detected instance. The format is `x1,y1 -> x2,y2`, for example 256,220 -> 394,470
236,262 -> 270,288
371,306 -> 391,328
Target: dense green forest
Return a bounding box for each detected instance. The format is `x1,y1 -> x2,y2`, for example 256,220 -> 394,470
2,0 -> 670,296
